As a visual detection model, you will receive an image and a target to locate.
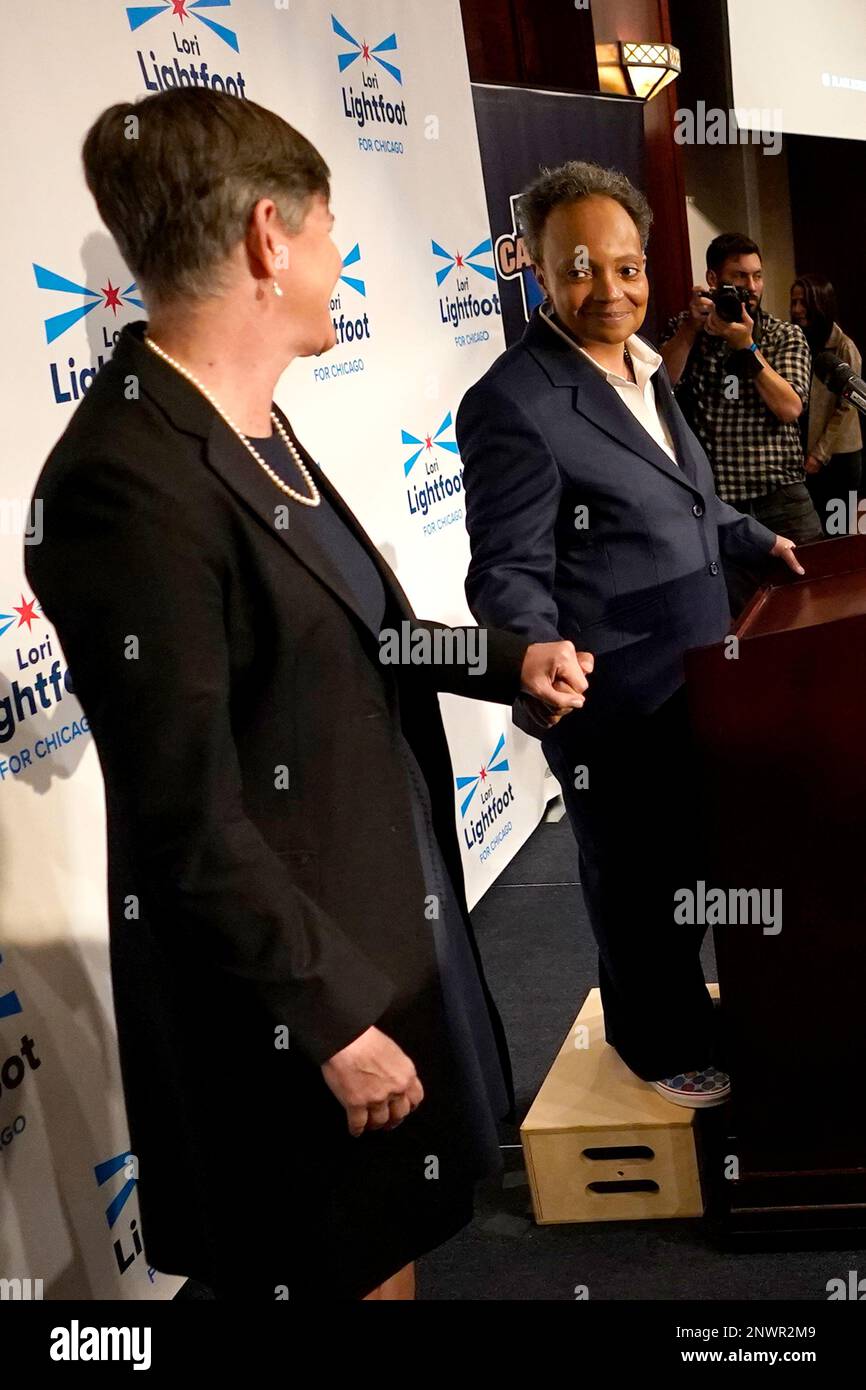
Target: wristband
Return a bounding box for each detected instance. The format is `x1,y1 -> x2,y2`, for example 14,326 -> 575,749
731,343 -> 764,378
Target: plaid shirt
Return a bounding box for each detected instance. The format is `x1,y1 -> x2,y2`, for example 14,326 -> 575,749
659,308 -> 811,502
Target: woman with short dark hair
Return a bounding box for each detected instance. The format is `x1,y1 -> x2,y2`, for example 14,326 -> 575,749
26,88 -> 588,1301
458,161 -> 802,1109
791,273 -> 863,530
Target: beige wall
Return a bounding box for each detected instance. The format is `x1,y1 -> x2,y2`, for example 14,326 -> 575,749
682,141 -> 797,320
669,0 -> 799,322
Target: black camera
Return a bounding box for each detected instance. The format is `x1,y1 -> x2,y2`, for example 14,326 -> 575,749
703,283 -> 751,323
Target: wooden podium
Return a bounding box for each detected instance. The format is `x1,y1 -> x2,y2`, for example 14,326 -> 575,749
685,535 -> 866,1235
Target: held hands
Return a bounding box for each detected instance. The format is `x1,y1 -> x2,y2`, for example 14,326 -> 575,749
520,640 -> 595,729
804,455 -> 823,475
770,534 -> 806,577
322,1026 -> 424,1138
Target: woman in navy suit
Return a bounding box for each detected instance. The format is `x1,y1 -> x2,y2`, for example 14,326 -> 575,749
457,163 -> 803,1107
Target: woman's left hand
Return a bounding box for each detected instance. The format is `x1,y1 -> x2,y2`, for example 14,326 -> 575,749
520,641 -> 594,718
770,534 -> 806,576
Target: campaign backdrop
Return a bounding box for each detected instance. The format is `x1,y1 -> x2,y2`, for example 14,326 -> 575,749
0,0 -> 551,1300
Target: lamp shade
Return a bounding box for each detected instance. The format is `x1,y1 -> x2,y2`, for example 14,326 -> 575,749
596,41 -> 681,102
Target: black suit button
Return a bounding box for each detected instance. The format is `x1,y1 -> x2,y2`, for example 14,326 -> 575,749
692,502 -> 704,517
709,561 -> 720,576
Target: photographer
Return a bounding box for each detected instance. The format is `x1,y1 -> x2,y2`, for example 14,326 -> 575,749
660,233 -> 821,613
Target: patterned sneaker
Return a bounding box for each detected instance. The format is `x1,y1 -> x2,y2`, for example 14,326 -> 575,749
651,1066 -> 731,1108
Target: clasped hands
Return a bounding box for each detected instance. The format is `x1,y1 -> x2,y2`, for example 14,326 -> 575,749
518,639 -> 594,730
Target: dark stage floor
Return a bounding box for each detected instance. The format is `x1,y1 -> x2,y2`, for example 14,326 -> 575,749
417,813 -> 865,1301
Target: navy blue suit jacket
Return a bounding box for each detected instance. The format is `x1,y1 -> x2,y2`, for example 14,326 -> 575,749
456,309 -> 777,734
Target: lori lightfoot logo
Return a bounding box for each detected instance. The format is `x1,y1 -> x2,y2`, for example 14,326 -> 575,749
315,244 -> 372,385
95,1151 -> 137,1230
457,733 -> 515,855
126,0 -> 248,98
332,13 -> 407,147
0,596 -> 42,641
126,0 -> 239,50
339,243 -> 366,297
95,1151 -> 153,1277
433,239 -> 496,288
0,620 -> 85,780
330,243 -> 371,347
0,954 -> 41,1143
34,264 -> 144,405
332,14 -> 401,83
433,238 -> 501,334
0,952 -> 23,1020
457,733 -> 509,815
34,266 -> 143,347
401,413 -> 464,536
495,193 -> 544,323
403,413 -> 458,476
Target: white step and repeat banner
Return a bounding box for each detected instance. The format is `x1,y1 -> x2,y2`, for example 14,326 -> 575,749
0,1 -> 550,1299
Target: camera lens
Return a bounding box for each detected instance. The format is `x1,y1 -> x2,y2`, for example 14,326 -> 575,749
714,286 -> 743,323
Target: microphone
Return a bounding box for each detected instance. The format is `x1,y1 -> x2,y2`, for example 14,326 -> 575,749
814,351 -> 866,415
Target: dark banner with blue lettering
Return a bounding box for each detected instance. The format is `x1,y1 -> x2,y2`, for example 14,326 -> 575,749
471,86 -> 647,346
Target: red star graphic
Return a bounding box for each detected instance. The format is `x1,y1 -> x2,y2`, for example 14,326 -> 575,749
479,766 -> 487,781
361,41 -> 371,61
455,253 -> 464,268
425,435 -> 433,450
171,0 -> 188,20
14,595 -> 40,631
102,279 -> 122,315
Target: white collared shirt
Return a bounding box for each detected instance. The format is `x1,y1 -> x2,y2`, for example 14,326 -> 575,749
541,306 -> 678,466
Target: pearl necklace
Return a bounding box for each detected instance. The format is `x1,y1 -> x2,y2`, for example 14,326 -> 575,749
144,335 -> 321,508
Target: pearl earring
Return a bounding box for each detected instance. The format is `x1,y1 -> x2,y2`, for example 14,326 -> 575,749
273,280 -> 284,298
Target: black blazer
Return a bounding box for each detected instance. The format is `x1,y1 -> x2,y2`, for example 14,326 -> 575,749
456,309 -> 777,734
25,321 -> 528,1297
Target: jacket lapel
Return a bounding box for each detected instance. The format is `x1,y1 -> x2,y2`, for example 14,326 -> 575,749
121,321 -> 413,645
523,310 -> 695,491
652,370 -> 698,485
270,405 -> 417,629
205,416 -> 399,642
